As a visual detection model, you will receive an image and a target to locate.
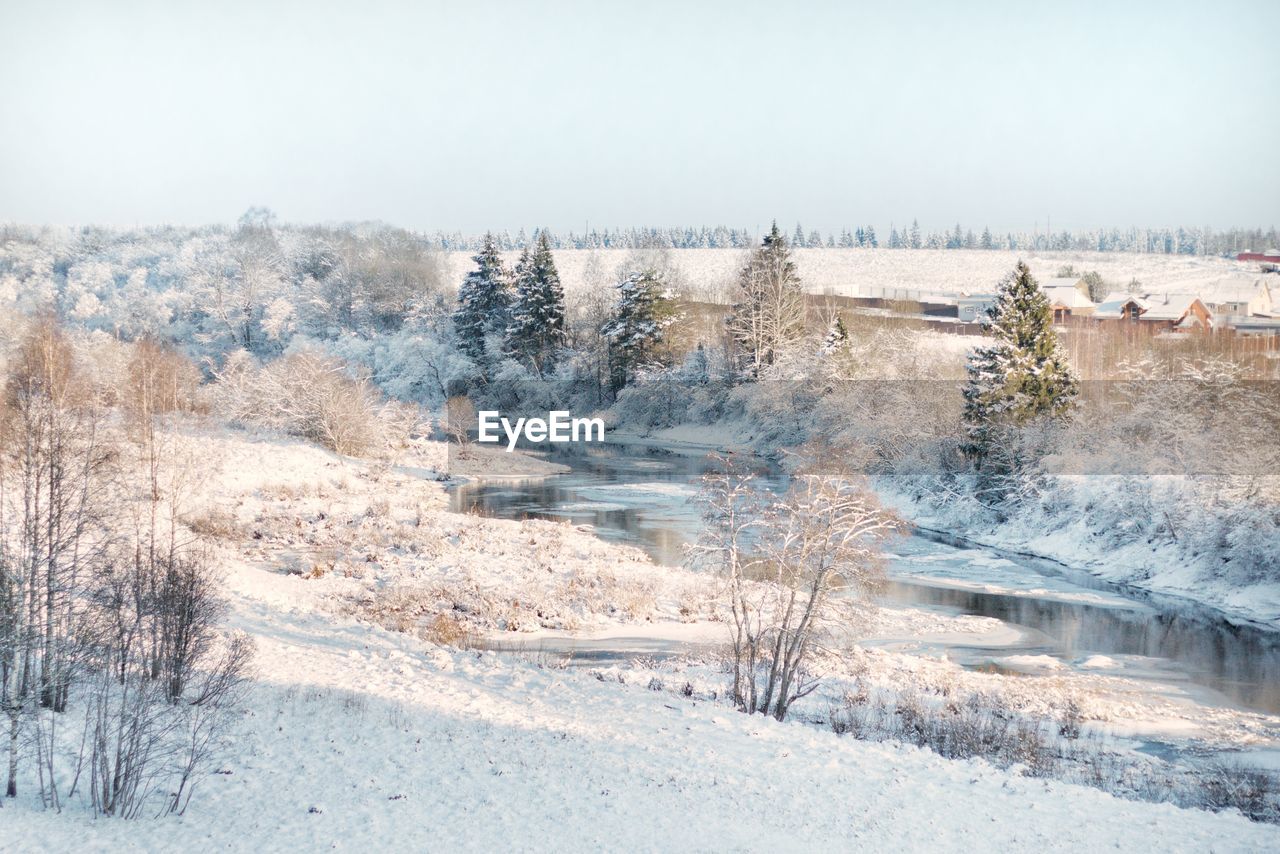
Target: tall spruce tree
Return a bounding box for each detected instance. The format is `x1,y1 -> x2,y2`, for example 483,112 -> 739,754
962,261 -> 1078,476
453,232 -> 512,361
726,222 -> 805,378
601,268 -> 675,391
504,231 -> 567,372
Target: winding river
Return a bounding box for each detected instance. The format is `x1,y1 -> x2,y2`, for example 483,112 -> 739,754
448,442 -> 1280,719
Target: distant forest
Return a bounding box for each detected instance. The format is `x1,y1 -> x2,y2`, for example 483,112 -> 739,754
423,220 -> 1277,256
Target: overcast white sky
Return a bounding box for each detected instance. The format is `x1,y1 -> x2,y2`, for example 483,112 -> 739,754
0,0 -> 1276,234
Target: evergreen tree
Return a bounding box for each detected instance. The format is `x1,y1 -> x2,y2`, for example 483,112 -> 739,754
601,268 -> 676,391
807,229 -> 823,249
727,222 -> 805,378
453,232 -> 511,361
793,223 -> 806,248
962,262 -> 1078,478
504,231 -> 567,373
980,226 -> 994,250
820,314 -> 849,355
909,219 -> 922,249
864,225 -> 877,248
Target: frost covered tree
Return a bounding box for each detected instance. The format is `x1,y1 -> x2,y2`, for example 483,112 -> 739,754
863,225 -> 877,248
689,451 -> 899,721
820,315 -> 849,355
908,219 -> 922,249
601,268 -> 675,392
962,262 -> 1078,480
726,223 -> 806,379
504,232 -> 567,374
980,226 -> 994,250
452,233 -> 511,362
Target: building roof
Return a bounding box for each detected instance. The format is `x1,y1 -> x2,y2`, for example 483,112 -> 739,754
1043,276 -> 1085,290
1094,293 -> 1147,319
1044,286 -> 1094,309
1140,293 -> 1208,321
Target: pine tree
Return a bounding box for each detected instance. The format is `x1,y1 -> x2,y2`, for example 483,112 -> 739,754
820,314 -> 849,355
864,225 -> 877,248
962,262 -> 1078,477
909,219 -> 922,249
453,232 -> 512,361
980,226 -> 994,250
793,223 -> 806,248
727,222 -> 805,379
601,268 -> 675,391
504,231 -> 567,373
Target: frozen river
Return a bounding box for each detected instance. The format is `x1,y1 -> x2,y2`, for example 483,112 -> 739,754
449,442 -> 1280,717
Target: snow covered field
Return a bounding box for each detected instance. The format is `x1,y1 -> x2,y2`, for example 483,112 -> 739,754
5,423 -> 1278,850
443,248 -> 1265,304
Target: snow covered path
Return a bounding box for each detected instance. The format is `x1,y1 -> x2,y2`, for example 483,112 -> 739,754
6,556 -> 1278,852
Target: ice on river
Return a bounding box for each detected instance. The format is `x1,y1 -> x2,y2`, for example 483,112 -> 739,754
886,542 -> 1150,610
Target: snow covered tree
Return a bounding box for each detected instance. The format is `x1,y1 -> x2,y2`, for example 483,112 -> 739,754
962,262 -> 1078,481
908,219 -> 922,249
863,225 -> 877,248
792,223 -> 806,248
980,226 -> 994,250
601,268 -> 676,391
453,233 -> 511,362
726,223 -> 806,379
820,315 -> 849,355
504,231 -> 567,374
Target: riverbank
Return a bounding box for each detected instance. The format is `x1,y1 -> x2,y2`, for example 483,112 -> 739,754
445,442 -> 573,480
876,483 -> 1280,633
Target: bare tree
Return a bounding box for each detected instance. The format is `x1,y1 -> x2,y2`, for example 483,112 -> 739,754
754,465 -> 899,720
0,318 -> 114,802
2,319 -> 253,816
689,448 -> 900,721
444,395 -> 477,459
685,454 -> 769,709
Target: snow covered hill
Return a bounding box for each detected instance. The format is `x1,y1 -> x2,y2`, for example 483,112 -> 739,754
4,426 -> 1277,851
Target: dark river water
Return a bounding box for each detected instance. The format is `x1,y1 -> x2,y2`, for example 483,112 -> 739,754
448,442 -> 1280,716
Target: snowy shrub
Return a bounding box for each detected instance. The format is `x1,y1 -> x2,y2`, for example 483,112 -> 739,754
210,348 -> 417,457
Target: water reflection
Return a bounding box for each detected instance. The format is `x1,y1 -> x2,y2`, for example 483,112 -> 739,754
447,443 -> 1280,715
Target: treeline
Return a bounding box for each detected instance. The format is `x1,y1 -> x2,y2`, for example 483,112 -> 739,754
434,221 -> 1278,257
5,214 -> 1276,263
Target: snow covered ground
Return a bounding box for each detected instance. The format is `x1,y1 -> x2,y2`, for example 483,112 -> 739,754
444,248 -> 1263,304
5,423 -> 1278,850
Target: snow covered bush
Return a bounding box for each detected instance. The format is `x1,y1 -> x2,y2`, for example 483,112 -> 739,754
210,348 -> 417,457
